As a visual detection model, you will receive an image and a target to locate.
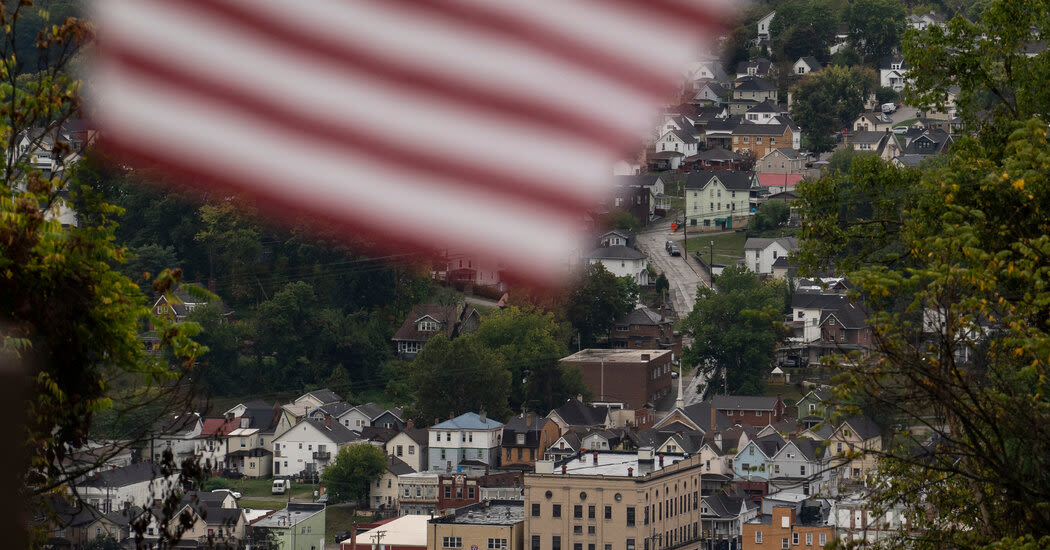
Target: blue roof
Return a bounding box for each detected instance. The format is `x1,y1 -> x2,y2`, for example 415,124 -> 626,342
431,412 -> 503,430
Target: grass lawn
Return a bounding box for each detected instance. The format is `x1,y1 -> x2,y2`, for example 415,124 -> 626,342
239,498 -> 285,511
684,231 -> 748,266
206,476 -> 317,499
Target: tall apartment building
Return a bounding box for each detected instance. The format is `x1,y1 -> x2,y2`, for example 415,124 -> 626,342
559,350 -> 674,410
524,449 -> 706,550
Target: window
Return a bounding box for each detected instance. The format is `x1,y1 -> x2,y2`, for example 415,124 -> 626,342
819,534 -> 827,545
806,533 -> 813,545
489,539 -> 508,550
588,526 -> 596,535
773,464 -> 780,474
553,536 -> 561,550
588,505 -> 596,519
409,445 -> 415,454
443,538 -> 463,548
444,486 -> 452,498
626,540 -> 635,550
755,411 -> 762,416
781,538 -> 789,549
420,320 -> 438,331
532,503 -> 541,517
397,445 -> 403,456
532,536 -> 541,550
626,507 -> 636,526
756,531 -> 763,543
574,526 -> 583,535
793,533 -> 799,545
553,504 -> 562,518
604,506 -> 612,520
800,465 -> 807,476
756,137 -> 762,144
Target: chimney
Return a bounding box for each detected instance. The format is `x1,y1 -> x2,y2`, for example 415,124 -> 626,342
407,419 -> 414,429
561,464 -> 567,474
710,405 -> 717,434
593,450 -> 599,463
480,409 -> 487,422
326,415 -> 332,429
435,418 -> 440,427
627,467 -> 633,477
450,412 -> 455,420
658,453 -> 664,467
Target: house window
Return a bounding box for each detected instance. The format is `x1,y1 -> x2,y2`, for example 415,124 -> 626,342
605,506 -> 612,520
574,526 -> 583,535
489,539 -> 508,550
770,137 -> 776,146
793,532 -> 799,545
409,445 -> 415,454
517,434 -> 525,445
626,507 -> 635,526
756,137 -> 762,144
419,320 -> 438,331
801,465 -> 807,475
553,536 -> 561,550
755,531 -> 763,543
553,504 -> 562,518
755,411 -> 762,416
781,538 -> 789,549
574,505 -> 583,518
532,536 -> 541,550
443,537 -> 463,548
626,540 -> 635,550
397,445 -> 403,456
806,533 -> 813,545
819,534 -> 827,545
532,503 -> 541,517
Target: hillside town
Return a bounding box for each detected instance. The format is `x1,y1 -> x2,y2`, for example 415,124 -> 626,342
13,0 -> 1050,549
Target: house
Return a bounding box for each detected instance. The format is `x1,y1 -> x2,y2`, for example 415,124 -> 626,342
792,56 -> 823,76
701,488 -> 761,549
582,245 -> 649,286
581,428 -> 627,452
736,59 -> 774,80
785,290 -> 871,364
307,401 -> 354,425
755,148 -> 804,191
879,56 -> 909,91
559,349 -> 675,410
654,128 -> 699,169
195,415 -> 241,471
544,428 -> 583,461
743,237 -> 798,275
756,12 -> 775,44
398,472 -> 440,515
684,60 -> 732,88
743,99 -> 787,125
732,120 -> 801,157
546,399 -> 612,434
281,388 -> 345,421
608,181 -> 654,222
795,388 -> 832,429
35,496 -> 124,549
599,228 -> 635,248
711,395 -> 788,427
438,252 -> 507,291
223,427 -> 273,478
76,462 -> 181,514
146,412 -> 202,465
702,114 -> 743,151
852,112 -> 892,133
429,501 -> 524,550
609,306 -> 681,356
252,502 -> 326,550
612,174 -> 667,220
693,80 -> 729,106
371,455 -> 415,511
743,503 -> 835,549
733,433 -> 787,483
272,417 -> 364,477
767,438 -> 831,497
907,11 -> 948,31
336,402 -> 405,432
733,76 -> 778,105
819,301 -> 873,355
847,131 -> 903,161
830,491 -> 915,545
150,286 -> 232,324
501,413 -> 560,469
652,402 -> 734,435
428,412 -> 504,472
684,171 -> 757,230
386,423 -> 429,472
682,146 -> 746,172
827,417 -> 883,483
391,303 -> 480,358
903,129 -> 953,157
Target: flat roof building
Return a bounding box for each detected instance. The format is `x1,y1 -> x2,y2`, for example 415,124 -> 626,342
429,501 -> 526,550
559,349 -> 674,410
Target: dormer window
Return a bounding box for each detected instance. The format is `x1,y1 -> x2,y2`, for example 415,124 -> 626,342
419,319 -> 439,331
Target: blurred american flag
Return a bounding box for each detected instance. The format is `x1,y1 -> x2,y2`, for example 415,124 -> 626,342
89,0 -> 731,283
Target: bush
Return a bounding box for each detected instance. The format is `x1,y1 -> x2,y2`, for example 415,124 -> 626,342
473,284 -> 505,301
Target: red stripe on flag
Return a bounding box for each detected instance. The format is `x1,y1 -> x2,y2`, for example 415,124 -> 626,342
100,45 -> 596,216
158,0 -> 644,153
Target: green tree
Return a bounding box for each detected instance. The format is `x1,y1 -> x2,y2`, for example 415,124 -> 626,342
791,65 -> 878,153
750,201 -> 790,234
681,266 -> 786,396
608,208 -> 641,232
408,334 -> 512,423
566,264 -> 639,348
769,0 -> 838,62
320,444 -> 387,504
844,0 -> 907,62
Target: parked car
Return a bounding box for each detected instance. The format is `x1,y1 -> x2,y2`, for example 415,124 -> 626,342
892,126 -> 908,134
272,478 -> 291,495
881,102 -> 897,114
336,530 -> 352,543
668,244 -> 681,257
665,240 -> 674,252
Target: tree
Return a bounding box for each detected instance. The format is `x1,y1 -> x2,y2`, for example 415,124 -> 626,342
680,266 -> 786,396
769,0 -> 838,62
472,306 -> 586,413
608,207 -> 641,232
408,334 -> 511,423
791,65 -> 878,153
844,0 -> 907,62
796,119 -> 1050,547
750,201 -> 790,234
566,264 -> 639,348
320,444 -> 387,504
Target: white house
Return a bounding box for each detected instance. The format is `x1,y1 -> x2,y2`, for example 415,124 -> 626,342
146,413 -> 202,464
743,237 -> 798,275
768,438 -> 831,497
655,128 -> 699,169
370,455 -> 415,511
756,12 -> 775,43
792,56 -> 823,76
879,56 -> 909,91
385,426 -> 429,473
582,246 -> 649,286
907,12 -> 947,31
693,81 -> 729,106
76,463 -> 181,513
427,412 -> 504,472
272,418 -> 364,477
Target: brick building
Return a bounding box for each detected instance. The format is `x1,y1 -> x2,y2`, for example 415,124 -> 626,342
742,505 -> 835,549
710,395 -> 787,427
437,471 -> 524,514
559,349 -> 674,410
609,307 -> 682,358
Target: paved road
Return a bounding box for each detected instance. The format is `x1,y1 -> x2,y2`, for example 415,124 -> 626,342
636,219 -> 705,318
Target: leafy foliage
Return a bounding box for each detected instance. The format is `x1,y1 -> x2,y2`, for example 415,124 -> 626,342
750,201 -> 791,234
791,65 -> 878,153
681,266 -> 787,396
769,0 -> 839,62
408,334 -> 512,423
843,0 -> 907,62
320,444 -> 388,504
566,264 -> 640,348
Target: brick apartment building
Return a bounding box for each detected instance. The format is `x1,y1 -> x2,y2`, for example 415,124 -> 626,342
609,307 -> 682,358
742,505 -> 835,549
559,349 -> 674,410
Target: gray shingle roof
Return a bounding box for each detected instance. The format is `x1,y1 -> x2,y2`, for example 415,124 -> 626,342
551,400 -> 609,427
684,171 -> 754,191
735,76 -> 776,92
711,395 -> 782,412
744,237 -> 798,252
431,412 -> 503,430
585,245 -> 647,261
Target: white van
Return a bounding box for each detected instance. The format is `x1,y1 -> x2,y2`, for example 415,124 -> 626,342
881,102 -> 897,114
272,478 -> 291,495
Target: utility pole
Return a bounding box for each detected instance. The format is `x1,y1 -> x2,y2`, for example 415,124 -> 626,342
709,240 -> 714,272
372,530 -> 388,550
